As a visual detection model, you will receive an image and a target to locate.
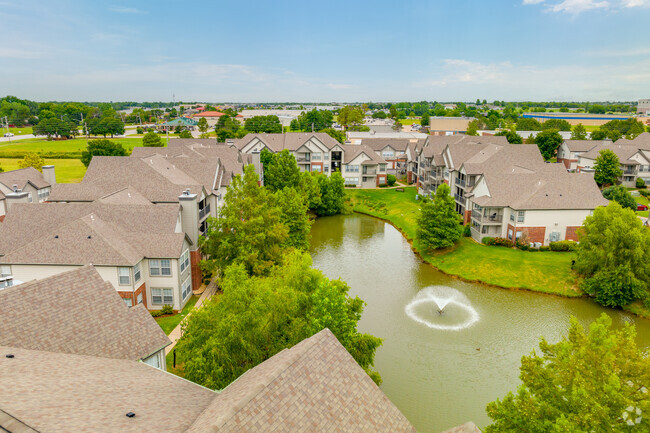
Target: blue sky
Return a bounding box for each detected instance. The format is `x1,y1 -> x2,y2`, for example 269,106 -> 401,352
1,0 -> 649,102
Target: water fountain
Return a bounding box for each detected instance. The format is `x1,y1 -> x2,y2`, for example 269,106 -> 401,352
405,286 -> 480,331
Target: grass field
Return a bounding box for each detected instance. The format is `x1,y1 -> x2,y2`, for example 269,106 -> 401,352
347,187 -> 581,297
0,158 -> 86,183
6,126 -> 33,135
399,119 -> 421,126
0,136 -> 169,155
155,295 -> 199,335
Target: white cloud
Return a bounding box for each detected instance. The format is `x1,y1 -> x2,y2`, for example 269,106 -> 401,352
523,0 -> 649,13
621,0 -> 650,6
522,0 -> 546,4
108,6 -> 147,14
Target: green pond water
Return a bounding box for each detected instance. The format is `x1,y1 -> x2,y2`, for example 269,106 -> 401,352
309,213 -> 650,433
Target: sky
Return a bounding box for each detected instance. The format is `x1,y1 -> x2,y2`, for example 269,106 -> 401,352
0,0 -> 649,102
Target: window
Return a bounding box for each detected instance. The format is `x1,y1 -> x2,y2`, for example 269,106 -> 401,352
379,164 -> 386,173
324,166 -> 329,173
137,293 -> 143,304
382,151 -> 394,158
123,297 -> 132,307
517,211 -> 525,223
347,165 -> 360,173
134,263 -> 141,282
181,277 -> 192,300
38,187 -> 50,201
345,177 -> 359,185
150,259 -> 171,276
325,153 -> 329,161
27,193 -> 33,203
0,277 -> 13,289
510,212 -> 515,222
0,265 -> 10,277
151,288 -> 173,305
180,250 -> 190,273
312,165 -> 321,173
118,267 -> 130,285
312,152 -> 321,161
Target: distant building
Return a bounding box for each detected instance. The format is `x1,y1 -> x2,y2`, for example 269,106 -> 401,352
428,117 -> 473,136
521,112 -> 630,126
638,99 -> 650,115
0,166 -> 55,221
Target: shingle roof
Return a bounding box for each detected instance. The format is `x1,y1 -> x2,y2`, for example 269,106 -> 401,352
562,140 -> 603,152
0,329 -> 416,433
235,132 -> 341,152
462,144 -> 546,175
580,142 -> 646,164
342,144 -> 388,164
358,138 -> 411,152
0,265 -> 170,361
0,202 -> 185,266
185,329 -> 416,433
0,167 -> 49,199
0,345 -> 215,433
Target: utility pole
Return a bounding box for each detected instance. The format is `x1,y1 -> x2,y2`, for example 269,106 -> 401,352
81,113 -> 88,145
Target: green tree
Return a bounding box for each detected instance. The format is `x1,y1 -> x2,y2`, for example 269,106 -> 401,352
534,129 -> 563,160
486,314 -> 650,433
176,251 -> 382,389
142,131 -> 163,147
495,129 -> 523,144
417,184 -> 462,250
200,165 -> 288,277
466,119 -> 480,136
318,128 -> 345,144
594,149 -> 622,187
296,109 -> 334,131
337,106 -> 365,129
571,123 -> 588,140
197,117 -> 209,132
178,130 -> 192,138
299,171 -> 322,211
315,172 -> 345,216
371,111 -> 387,119
244,115 -> 282,133
276,187 -> 312,250
289,118 -> 300,131
575,202 -> 650,306
516,117 -> 542,131
541,118 -> 572,131
264,149 -> 301,191
17,153 -> 45,172
80,139 -> 128,167
602,185 -> 636,210
420,111 -> 430,127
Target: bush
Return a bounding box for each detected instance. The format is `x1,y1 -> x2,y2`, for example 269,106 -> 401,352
387,174 -> 397,186
136,127 -> 144,134
481,236 -> 494,245
161,305 -> 174,315
518,243 -> 531,251
584,265 -> 645,308
640,189 -> 650,198
636,178 -> 646,188
492,237 -> 514,247
463,224 -> 471,237
150,310 -> 164,317
378,183 -> 388,188
549,240 -> 577,251
345,184 -> 357,188
539,246 -> 551,252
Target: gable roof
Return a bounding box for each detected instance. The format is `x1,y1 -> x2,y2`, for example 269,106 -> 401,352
342,144 -> 388,164
193,111 -> 225,117
0,265 -> 170,360
0,202 -> 185,266
185,329 -> 416,433
0,167 -> 49,199
562,140 -> 604,152
0,329 -> 416,433
235,133 -> 341,152
580,142 -> 648,164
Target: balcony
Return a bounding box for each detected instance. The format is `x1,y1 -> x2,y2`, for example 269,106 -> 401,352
624,168 -> 636,175
454,193 -> 466,205
199,203 -> 211,220
363,167 -> 377,175
296,156 -> 311,163
456,177 -> 466,188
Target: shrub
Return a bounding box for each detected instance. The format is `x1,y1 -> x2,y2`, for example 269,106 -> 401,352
539,246 -> 551,252
636,178 -> 646,189
150,310 -> 164,317
378,183 -> 388,188
549,240 -> 577,251
387,174 -> 397,186
136,127 -> 144,134
518,243 -> 531,251
482,236 -> 495,245
492,237 -> 514,247
463,224 -> 471,237
161,305 -> 174,315
640,189 -> 650,198
345,184 -> 357,188
584,265 -> 645,308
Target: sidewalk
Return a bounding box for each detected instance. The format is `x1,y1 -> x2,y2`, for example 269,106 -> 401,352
165,278 -> 218,355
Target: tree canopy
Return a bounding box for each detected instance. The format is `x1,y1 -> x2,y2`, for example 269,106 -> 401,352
175,251 -> 383,390
142,131 -> 163,147
17,153 -> 45,172
534,129 -> 563,160
80,139 -> 128,167
594,149 -> 622,187
337,106 -> 365,129
571,123 -> 588,140
486,314 -> 650,433
516,117 -> 542,131
263,149 -> 302,191
417,183 -> 462,250
541,118 -> 572,131
315,172 -> 345,216
602,185 -> 636,210
244,115 -> 282,133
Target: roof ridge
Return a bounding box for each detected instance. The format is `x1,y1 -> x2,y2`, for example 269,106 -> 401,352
79,214 -> 142,265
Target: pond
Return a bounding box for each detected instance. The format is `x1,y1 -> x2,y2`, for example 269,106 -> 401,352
309,213 -> 650,433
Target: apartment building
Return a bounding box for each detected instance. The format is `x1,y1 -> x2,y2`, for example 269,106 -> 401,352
0,202 -> 195,311
340,144 -> 388,187
0,329 -> 417,433
577,137 -> 650,187
556,140 -> 607,171
355,137 -> 426,178
0,265 -> 170,369
0,165 -> 55,221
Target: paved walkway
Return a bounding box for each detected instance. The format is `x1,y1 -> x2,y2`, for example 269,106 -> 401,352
165,279 -> 218,355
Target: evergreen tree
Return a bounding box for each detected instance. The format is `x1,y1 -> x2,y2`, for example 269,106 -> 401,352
142,130 -> 163,147
571,123 -> 588,140
417,184 -> 462,250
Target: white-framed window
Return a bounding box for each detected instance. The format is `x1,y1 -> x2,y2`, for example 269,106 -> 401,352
180,250 -> 190,273
324,166 -> 329,173
137,293 -> 143,304
325,153 -> 329,160
347,165 -> 359,173
27,192 -> 33,203
312,165 -> 322,173
517,211 -> 525,223
345,177 -> 359,185
312,152 -> 321,161
181,277 -> 192,300
510,212 -> 515,222
118,267 -> 130,285
0,265 -> 10,277
382,151 -> 394,158
134,263 -> 141,282
150,259 -> 171,276
151,288 -> 173,305
0,277 -> 13,289
123,297 -> 132,307
379,164 -> 386,173
38,187 -> 50,201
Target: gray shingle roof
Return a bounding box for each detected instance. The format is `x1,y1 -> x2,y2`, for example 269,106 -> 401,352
0,202 -> 185,266
562,140 -> 603,152
342,144 -> 387,164
234,132 -> 341,152
0,265 -> 170,361
0,167 -> 49,200
580,142 -> 646,164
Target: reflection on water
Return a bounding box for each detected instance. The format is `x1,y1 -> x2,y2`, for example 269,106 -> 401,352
310,214 -> 650,433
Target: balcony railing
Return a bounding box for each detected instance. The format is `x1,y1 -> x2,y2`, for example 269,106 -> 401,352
624,168 -> 636,174
471,210 -> 503,223
454,193 -> 466,205
456,177 -> 466,188
296,157 -> 311,163
363,167 -> 377,175
199,203 -> 211,220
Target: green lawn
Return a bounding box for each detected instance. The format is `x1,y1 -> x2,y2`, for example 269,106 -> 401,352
399,119 -> 421,126
155,295 -> 199,335
0,136 -> 169,156
0,158 -> 86,183
6,126 -> 33,135
347,187 -> 581,297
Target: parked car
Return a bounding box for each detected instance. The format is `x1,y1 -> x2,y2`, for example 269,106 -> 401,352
637,203 -> 648,211
3,132 -> 14,137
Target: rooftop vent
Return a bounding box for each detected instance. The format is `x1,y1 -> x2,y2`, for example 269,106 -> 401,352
87,235 -> 92,239
54,235 -> 59,239
126,412 -> 136,418
5,354 -> 14,359
12,184 -> 18,192
182,189 -> 191,196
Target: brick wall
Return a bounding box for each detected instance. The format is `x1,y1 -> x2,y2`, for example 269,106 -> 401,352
0,215 -> 4,222
117,282 -> 147,308
520,227 -> 546,244
464,210 -> 471,225
557,158 -> 575,169
190,249 -> 202,290
376,174 -> 387,186
565,226 -> 580,242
